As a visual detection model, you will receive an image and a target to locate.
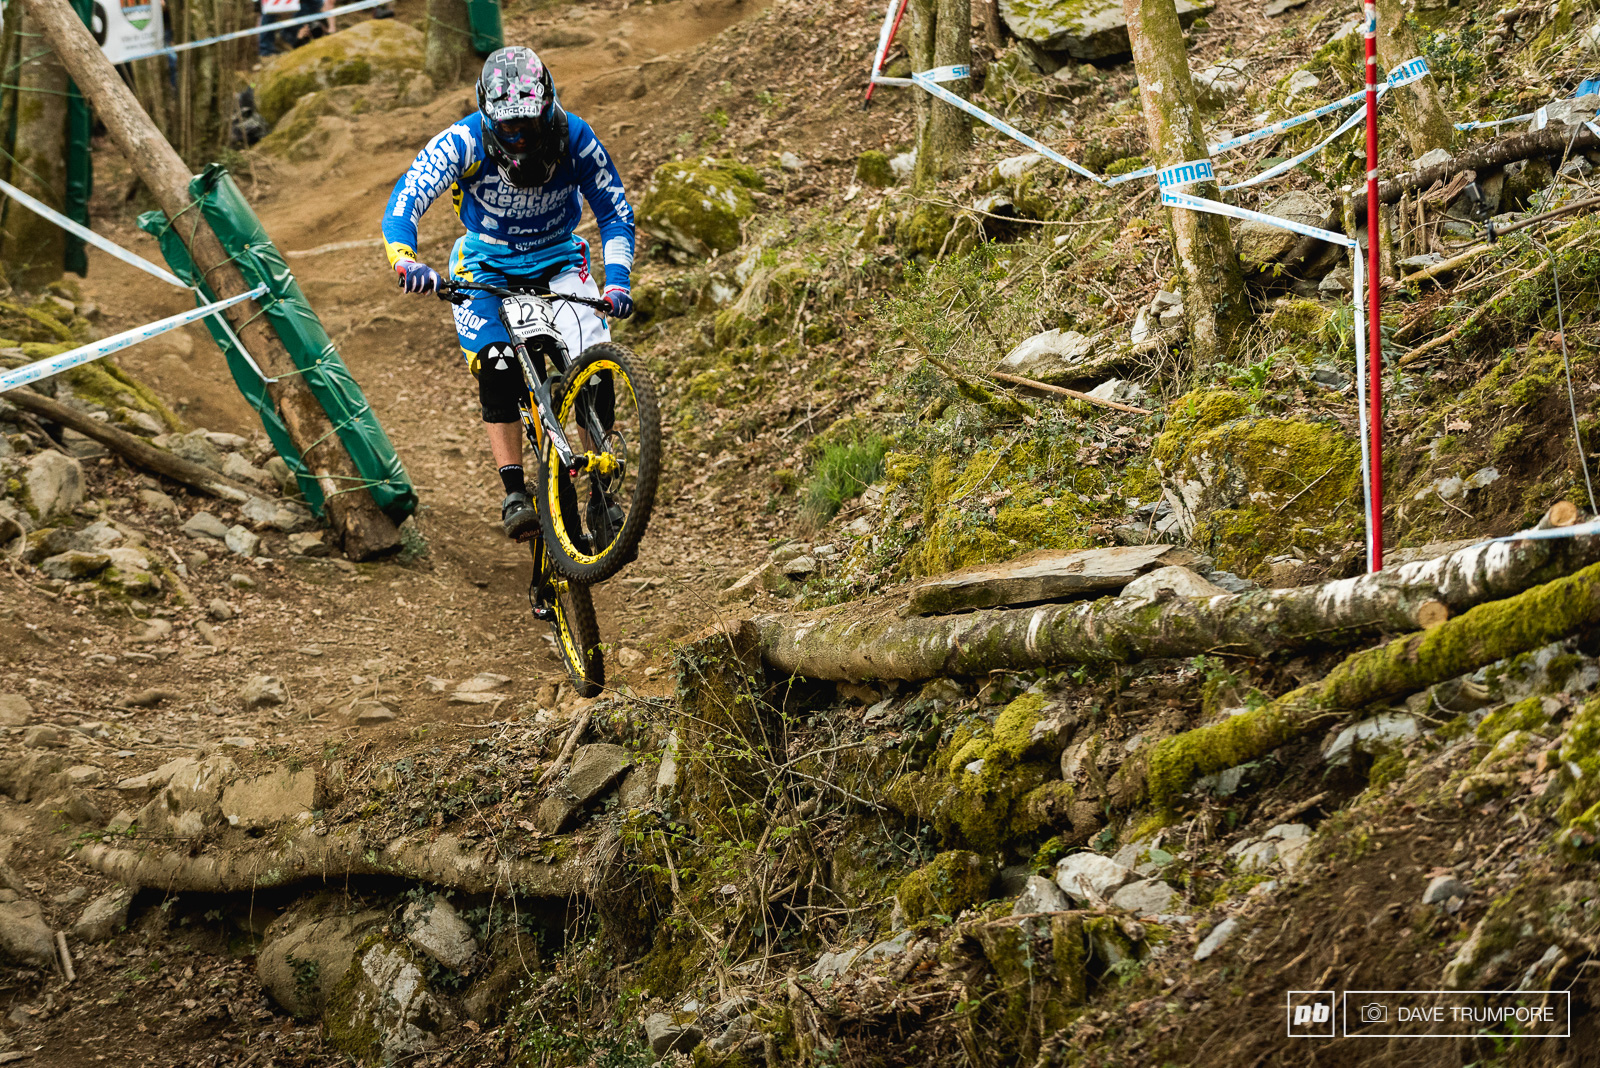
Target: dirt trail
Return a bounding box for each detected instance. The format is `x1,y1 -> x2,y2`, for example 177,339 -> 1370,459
1,9 -> 778,1057
68,0 -> 772,750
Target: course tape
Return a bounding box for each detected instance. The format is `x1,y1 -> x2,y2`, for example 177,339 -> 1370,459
909,69 -> 1107,183
1157,160 -> 1376,570
119,0 -> 392,62
1492,518 -> 1600,542
893,46 -> 1433,190
0,177 -> 277,384
0,285 -> 268,394
0,177 -> 186,289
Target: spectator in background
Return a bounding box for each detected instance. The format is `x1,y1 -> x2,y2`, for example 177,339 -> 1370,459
293,0 -> 334,45
258,0 -> 293,57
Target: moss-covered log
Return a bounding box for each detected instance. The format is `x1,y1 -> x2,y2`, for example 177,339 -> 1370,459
1119,558 -> 1600,812
76,824 -> 590,896
755,534 -> 1600,682
1123,0 -> 1245,360
7,386 -> 260,503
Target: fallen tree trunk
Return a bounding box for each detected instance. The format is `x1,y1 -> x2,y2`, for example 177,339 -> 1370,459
754,533 -> 1600,682
1350,122 -> 1598,221
7,387 -> 259,504
1291,126 -> 1599,261
1114,558 -> 1600,812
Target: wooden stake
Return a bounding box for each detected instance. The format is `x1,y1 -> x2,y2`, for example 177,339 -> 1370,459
55,930 -> 75,982
20,0 -> 401,560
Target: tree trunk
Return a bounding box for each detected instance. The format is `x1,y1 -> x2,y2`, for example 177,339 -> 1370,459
909,0 -> 972,190
753,533 -> 1600,682
1374,0 -> 1454,158
425,0 -> 475,88
1123,0 -> 1245,362
22,0 -> 402,560
1,8 -> 69,287
1115,558 -> 1600,812
980,0 -> 1004,51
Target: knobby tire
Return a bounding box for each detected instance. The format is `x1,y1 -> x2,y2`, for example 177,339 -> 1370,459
551,576 -> 604,698
539,342 -> 661,583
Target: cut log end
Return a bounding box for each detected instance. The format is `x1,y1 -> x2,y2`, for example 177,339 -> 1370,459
1415,600 -> 1450,630
1549,500 -> 1580,528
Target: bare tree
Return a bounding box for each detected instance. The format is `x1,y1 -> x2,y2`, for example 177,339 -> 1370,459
1374,0 -> 1454,157
909,0 -> 972,190
1124,0 -> 1245,361
0,8 -> 68,287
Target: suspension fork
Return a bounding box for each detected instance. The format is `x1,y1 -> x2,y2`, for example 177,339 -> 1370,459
511,338 -> 579,470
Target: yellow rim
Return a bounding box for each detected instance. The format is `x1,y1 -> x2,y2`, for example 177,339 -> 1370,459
549,579 -> 587,673
545,359 -> 638,567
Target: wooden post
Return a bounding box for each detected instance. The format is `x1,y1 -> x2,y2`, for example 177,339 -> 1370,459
20,0 -> 402,559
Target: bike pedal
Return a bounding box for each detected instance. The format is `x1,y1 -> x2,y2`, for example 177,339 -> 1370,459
531,603 -> 555,622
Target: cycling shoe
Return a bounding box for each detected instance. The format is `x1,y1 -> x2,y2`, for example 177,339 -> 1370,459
501,492 -> 539,541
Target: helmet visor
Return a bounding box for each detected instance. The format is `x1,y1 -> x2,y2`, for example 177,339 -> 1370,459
493,115 -> 543,148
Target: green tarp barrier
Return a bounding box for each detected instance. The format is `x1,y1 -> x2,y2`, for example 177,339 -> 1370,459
137,163 -> 416,525
63,0 -> 92,276
466,0 -> 504,55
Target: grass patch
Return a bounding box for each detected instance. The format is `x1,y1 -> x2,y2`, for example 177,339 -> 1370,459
801,436 -> 888,527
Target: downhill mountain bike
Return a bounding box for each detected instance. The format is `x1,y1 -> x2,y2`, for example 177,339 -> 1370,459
437,280 -> 661,697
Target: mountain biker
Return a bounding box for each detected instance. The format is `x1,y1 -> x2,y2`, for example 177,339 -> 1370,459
382,45 -> 636,541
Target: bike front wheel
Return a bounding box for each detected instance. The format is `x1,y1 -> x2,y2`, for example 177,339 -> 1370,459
539,342 -> 661,583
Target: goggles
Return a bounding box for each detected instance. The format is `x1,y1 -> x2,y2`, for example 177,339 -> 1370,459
493,116 -> 542,146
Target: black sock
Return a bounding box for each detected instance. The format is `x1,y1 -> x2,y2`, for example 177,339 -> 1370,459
499,464 -> 526,496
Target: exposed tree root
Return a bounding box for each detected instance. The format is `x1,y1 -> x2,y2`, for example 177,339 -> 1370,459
75,825 -> 590,897
754,534 -> 1600,682
1112,559 -> 1600,812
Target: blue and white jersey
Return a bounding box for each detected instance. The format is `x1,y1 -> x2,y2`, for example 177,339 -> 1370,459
382,111 -> 635,287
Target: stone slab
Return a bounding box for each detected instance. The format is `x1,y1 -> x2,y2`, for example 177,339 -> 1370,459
221,767 -> 319,829
907,544 -> 1198,615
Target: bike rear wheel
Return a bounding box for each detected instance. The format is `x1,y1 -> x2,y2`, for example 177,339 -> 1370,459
539,342 -> 661,583
530,541 -> 604,698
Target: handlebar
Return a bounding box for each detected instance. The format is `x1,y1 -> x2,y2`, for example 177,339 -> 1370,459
434,279 -> 611,313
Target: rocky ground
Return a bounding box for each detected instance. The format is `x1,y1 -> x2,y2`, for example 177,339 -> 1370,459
6,0 -> 1600,1064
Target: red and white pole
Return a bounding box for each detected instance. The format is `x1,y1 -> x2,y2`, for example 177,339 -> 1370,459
1364,2 -> 1383,571
863,0 -> 910,108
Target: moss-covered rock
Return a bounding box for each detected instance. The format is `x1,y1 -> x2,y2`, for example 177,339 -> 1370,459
894,202 -> 957,260
856,150 -> 895,188
896,849 -> 996,920
1153,391 -> 1362,576
1267,299 -> 1332,339
908,441 -> 1103,575
255,19 -> 424,126
1476,697 -> 1551,748
324,933 -> 458,1062
639,158 -> 763,262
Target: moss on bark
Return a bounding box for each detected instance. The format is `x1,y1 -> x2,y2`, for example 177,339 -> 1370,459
1135,560 -> 1600,812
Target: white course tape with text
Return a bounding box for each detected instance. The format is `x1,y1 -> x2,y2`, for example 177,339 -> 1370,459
0,286 -> 268,395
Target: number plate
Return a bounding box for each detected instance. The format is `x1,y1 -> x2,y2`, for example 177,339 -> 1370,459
505,295 -> 558,336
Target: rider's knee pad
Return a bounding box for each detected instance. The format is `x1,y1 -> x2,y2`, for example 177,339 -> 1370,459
473,343 -> 522,424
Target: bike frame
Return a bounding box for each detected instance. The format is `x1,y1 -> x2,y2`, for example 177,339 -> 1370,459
438,281 -> 610,480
